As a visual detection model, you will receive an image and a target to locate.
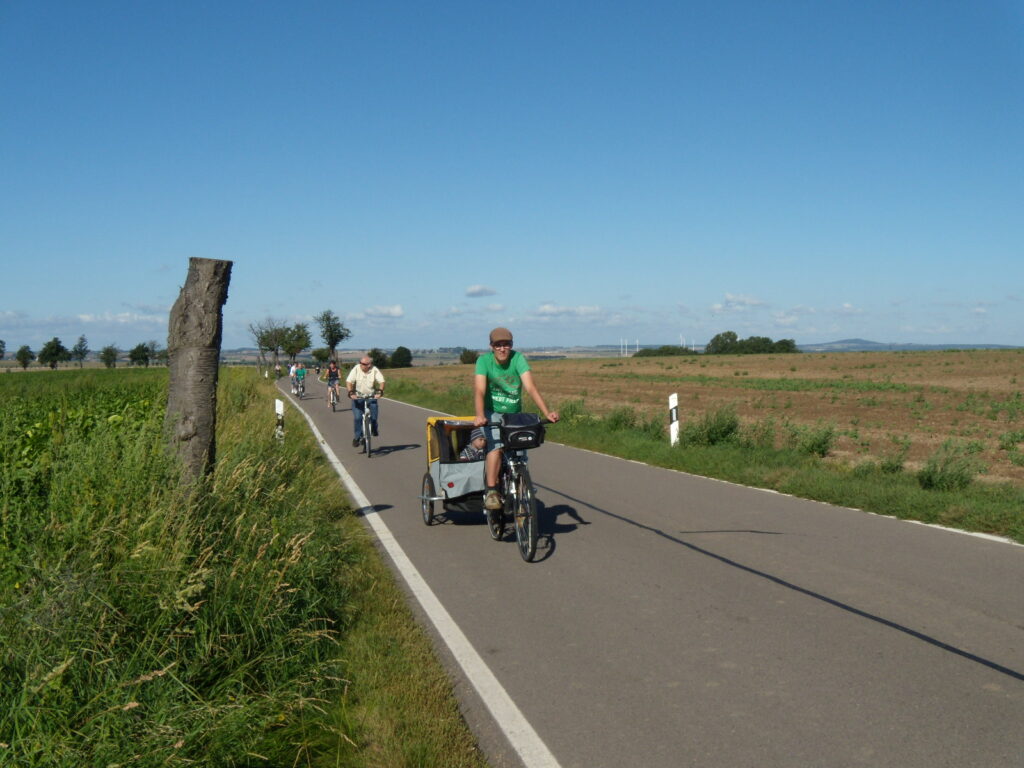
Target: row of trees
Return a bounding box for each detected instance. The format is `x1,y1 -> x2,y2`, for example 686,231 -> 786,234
0,335 -> 166,370
249,310 -> 414,373
703,331 -> 799,355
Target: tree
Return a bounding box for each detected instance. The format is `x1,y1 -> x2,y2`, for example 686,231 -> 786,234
315,309 -> 351,362
704,330 -> 800,355
99,344 -> 119,368
38,337 -> 72,369
459,349 -> 479,365
368,347 -> 389,369
129,343 -> 151,367
71,335 -> 90,367
249,318 -> 290,373
165,257 -> 233,484
281,323 -> 312,362
311,347 -> 331,365
704,331 -> 739,355
0,339 -> 5,360
390,346 -> 413,368
15,345 -> 35,369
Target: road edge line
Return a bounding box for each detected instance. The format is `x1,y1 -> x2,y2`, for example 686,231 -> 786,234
287,395 -> 563,768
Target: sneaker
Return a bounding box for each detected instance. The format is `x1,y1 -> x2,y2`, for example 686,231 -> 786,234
484,490 -> 502,511
371,427 -> 379,437
352,438 -> 361,447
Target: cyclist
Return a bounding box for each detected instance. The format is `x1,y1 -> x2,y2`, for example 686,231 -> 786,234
288,361 -> 298,393
295,362 -> 307,395
347,356 -> 385,447
473,327 -> 559,511
323,360 -> 342,408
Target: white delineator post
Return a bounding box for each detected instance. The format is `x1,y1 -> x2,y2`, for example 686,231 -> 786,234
668,393 -> 679,446
275,398 -> 285,442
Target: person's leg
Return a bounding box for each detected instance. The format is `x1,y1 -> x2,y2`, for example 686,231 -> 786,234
352,398 -> 364,442
485,448 -> 501,487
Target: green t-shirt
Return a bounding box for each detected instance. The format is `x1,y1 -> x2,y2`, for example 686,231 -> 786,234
475,350 -> 531,413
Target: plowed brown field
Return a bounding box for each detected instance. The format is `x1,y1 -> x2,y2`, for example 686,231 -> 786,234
388,349 -> 1024,485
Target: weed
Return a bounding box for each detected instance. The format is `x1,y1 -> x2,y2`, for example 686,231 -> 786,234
917,440 -> 987,491
679,405 -> 740,446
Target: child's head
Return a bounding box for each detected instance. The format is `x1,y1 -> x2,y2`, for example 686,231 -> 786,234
470,427 -> 486,448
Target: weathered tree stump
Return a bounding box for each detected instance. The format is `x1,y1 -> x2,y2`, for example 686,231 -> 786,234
165,257 -> 233,482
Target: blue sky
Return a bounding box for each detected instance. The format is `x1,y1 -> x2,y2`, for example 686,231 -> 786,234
2,1 -> 1022,353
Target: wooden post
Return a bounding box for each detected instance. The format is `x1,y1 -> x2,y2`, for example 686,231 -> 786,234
165,257 -> 233,482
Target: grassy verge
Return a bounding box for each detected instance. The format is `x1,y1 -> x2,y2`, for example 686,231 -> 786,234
1,368 -> 486,767
386,377 -> 1024,544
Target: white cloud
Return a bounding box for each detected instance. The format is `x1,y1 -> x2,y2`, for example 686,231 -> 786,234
77,311 -> 164,325
710,293 -> 765,314
534,303 -> 601,317
364,305 -> 404,319
466,285 -> 497,297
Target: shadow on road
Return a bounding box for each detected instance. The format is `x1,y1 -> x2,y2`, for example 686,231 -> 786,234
537,484 -> 1024,683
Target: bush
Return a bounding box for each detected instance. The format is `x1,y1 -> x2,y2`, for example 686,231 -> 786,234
741,417 -> 777,449
604,406 -> 639,431
680,405 -> 740,446
785,420 -> 836,457
879,435 -> 911,474
917,440 -> 987,491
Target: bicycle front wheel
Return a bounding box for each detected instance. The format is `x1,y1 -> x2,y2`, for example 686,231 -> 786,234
363,410 -> 372,457
513,467 -> 538,562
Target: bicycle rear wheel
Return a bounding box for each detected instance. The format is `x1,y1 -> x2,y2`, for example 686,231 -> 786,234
513,467 -> 538,562
363,408 -> 372,457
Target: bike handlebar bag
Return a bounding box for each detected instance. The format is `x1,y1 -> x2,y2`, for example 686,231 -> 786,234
499,413 -> 546,449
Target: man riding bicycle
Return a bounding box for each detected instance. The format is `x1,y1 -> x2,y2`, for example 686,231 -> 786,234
473,327 -> 559,511
347,356 -> 386,447
323,360 -> 341,408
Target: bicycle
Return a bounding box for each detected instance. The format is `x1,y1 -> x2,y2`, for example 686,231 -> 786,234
485,413 -> 548,562
294,376 -> 305,399
327,380 -> 341,411
351,392 -> 381,458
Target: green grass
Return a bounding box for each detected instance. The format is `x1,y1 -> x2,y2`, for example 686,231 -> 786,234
0,368 -> 486,767
386,378 -> 1024,544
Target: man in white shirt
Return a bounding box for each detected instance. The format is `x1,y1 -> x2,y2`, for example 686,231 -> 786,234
346,356 -> 386,446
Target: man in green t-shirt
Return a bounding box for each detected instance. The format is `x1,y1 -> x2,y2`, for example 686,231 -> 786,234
474,327 -> 559,511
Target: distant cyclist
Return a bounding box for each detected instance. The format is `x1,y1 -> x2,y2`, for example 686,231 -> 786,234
323,360 -> 341,408
347,356 -> 386,447
295,362 -> 307,394
473,327 -> 559,511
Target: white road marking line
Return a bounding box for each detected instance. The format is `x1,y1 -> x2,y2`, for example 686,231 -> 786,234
288,397 -> 563,768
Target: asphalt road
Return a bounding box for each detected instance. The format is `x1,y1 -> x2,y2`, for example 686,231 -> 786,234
279,378 -> 1024,768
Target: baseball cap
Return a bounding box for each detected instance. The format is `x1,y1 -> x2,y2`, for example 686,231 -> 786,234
489,327 -> 513,345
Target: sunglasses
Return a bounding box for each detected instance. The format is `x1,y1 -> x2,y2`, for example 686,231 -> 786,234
491,341 -> 512,348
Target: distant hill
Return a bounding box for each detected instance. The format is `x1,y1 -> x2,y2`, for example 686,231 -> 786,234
797,339 -> 1020,353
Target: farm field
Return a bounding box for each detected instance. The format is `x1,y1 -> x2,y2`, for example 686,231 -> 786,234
387,348 -> 1024,486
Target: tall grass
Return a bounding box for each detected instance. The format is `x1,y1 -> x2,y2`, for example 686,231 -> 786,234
1,369 -> 486,767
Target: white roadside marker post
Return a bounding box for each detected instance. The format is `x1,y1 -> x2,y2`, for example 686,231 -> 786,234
275,398 -> 285,442
669,393 -> 679,447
